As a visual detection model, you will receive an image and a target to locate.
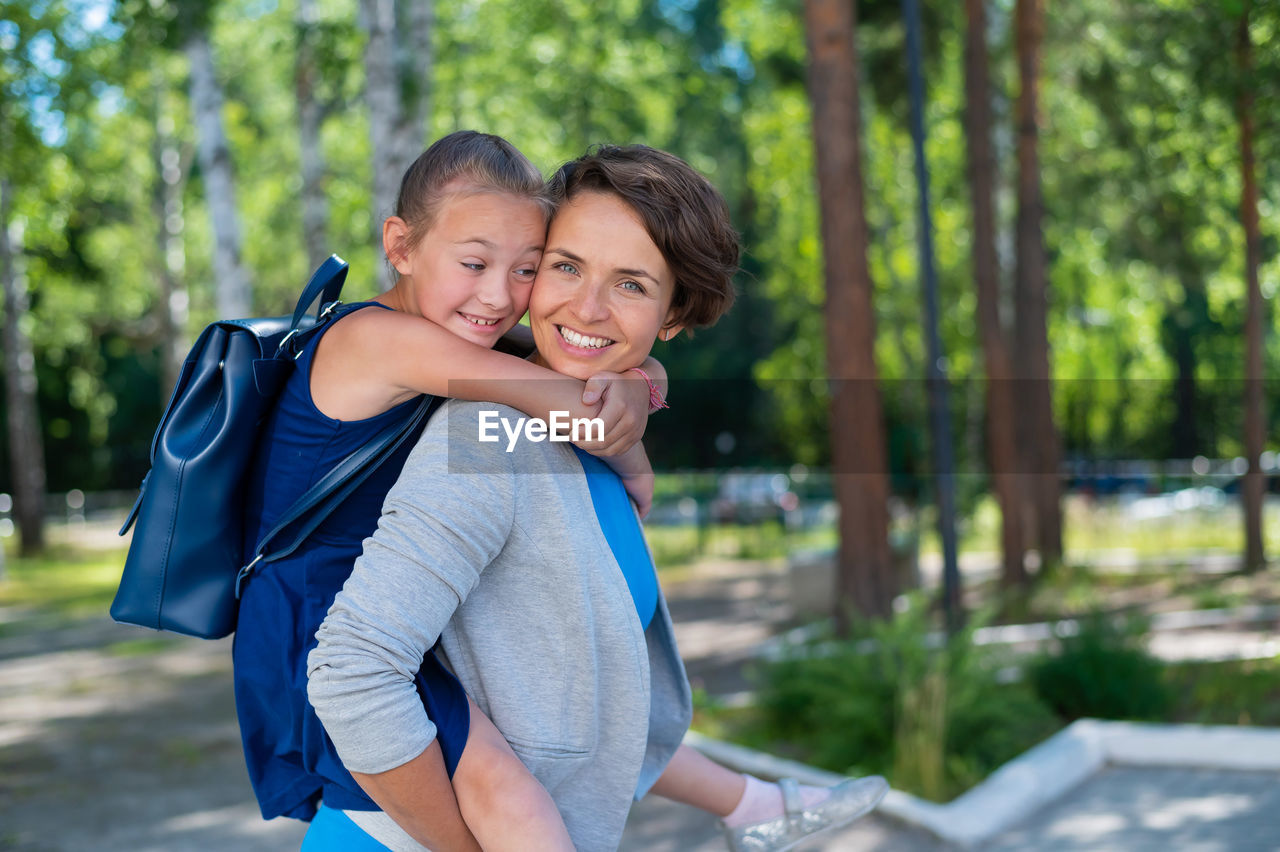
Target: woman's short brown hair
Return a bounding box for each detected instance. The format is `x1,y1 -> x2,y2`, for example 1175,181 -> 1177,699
546,145 -> 738,331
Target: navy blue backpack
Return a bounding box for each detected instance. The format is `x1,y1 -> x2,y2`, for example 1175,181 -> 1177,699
112,256 -> 435,639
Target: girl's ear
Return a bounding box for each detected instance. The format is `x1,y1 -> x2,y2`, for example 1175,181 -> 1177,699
382,217 -> 413,274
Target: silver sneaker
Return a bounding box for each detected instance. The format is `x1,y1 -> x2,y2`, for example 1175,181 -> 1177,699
722,775 -> 890,852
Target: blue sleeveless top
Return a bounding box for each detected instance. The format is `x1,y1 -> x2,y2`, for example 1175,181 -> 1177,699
232,302 -> 468,822
573,446 -> 658,630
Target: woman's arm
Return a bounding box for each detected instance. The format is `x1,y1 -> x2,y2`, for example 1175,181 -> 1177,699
350,744 -> 481,851
308,417 -> 516,850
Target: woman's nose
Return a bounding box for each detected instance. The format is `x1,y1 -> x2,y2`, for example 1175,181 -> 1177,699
569,282 -> 609,323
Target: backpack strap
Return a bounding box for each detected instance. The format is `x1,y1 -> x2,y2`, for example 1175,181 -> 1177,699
275,255 -> 351,360
235,393 -> 442,598
292,254 -> 348,328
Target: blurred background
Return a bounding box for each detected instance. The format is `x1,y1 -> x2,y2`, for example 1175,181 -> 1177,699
1,0 -> 1279,846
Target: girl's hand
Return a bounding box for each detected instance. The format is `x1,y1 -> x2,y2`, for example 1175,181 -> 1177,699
576,371 -> 651,457
621,470 -> 655,519
604,443 -> 655,518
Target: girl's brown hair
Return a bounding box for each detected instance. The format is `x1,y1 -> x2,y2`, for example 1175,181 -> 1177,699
390,130 -> 551,265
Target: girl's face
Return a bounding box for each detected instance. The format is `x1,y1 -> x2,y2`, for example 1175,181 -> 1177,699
387,190 -> 546,348
530,191 -> 682,380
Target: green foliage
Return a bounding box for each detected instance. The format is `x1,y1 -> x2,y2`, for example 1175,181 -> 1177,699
8,0 -> 1280,495
745,596 -> 1058,801
1165,656 -> 1280,727
1028,613 -> 1171,721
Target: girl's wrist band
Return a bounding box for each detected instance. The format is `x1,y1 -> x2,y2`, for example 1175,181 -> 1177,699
628,367 -> 669,413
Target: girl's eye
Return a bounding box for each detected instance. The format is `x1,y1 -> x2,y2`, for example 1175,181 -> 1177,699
514,266 -> 537,278
462,262 -> 485,271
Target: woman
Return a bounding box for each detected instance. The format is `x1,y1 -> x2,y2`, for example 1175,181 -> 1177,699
308,145 -> 886,851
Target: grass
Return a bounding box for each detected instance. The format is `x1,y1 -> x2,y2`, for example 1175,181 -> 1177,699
912,493 -> 1280,560
648,521 -> 837,569
0,542 -> 126,618
651,493 -> 1280,575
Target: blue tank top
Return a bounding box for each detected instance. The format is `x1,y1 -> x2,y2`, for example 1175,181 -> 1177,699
232,302 -> 468,822
572,446 -> 659,629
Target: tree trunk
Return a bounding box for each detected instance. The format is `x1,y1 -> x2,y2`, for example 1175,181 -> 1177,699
402,0 -> 434,148
804,0 -> 895,626
965,0 -> 1028,587
1238,5 -> 1265,573
296,0 -> 330,273
185,28 -> 251,319
1166,277 -> 1203,459
0,179 -> 46,556
152,77 -> 188,398
1013,0 -> 1062,569
360,0 -> 433,267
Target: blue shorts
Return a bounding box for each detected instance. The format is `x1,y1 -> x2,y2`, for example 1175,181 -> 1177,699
301,805 -> 391,851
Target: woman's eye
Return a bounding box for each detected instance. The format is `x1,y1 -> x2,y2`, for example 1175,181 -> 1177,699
553,261 -> 579,276
620,279 -> 644,293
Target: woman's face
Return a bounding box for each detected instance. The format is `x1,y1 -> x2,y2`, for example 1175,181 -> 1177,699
530,191 -> 681,380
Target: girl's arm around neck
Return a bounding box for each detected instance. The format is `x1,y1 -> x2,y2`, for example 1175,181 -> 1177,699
313,307 -> 665,467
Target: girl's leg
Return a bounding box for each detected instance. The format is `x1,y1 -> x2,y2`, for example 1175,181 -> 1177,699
651,744 -> 887,833
450,696 -> 575,852
647,743 -> 746,816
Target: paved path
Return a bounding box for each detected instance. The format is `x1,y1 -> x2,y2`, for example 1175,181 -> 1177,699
0,622 -> 306,851
985,766 -> 1280,852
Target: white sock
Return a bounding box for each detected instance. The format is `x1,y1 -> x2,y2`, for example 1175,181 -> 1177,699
722,775 -> 833,828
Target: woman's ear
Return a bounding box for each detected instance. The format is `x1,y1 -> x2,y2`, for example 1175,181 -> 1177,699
382,217 -> 413,274
659,321 -> 685,343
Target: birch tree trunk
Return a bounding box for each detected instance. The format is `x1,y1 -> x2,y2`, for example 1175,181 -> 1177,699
804,0 -> 895,625
152,78 -> 188,398
966,0 -> 1028,587
0,179 -> 46,556
360,0 -> 433,265
402,0 -> 434,144
296,0 -> 330,272
185,28 -> 250,319
1013,0 -> 1062,569
1237,4 -> 1265,573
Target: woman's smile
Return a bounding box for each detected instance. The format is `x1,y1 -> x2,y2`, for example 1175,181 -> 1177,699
556,324 -> 616,351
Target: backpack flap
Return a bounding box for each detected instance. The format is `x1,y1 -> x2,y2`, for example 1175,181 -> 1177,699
112,324 -> 292,638
116,316 -> 295,536
112,255 -> 350,640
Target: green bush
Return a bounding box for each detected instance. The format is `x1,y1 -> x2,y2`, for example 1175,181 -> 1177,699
1028,613 -> 1171,721
746,596 -> 1059,801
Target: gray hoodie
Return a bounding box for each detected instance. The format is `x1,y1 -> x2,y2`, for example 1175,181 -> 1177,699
307,400 -> 692,851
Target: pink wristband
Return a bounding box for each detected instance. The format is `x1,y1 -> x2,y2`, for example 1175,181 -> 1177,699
628,366 -> 669,413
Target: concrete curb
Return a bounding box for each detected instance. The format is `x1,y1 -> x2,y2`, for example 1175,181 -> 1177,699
685,720 -> 1280,849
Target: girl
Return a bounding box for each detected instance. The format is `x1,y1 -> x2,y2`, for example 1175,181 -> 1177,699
233,131 -> 662,851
